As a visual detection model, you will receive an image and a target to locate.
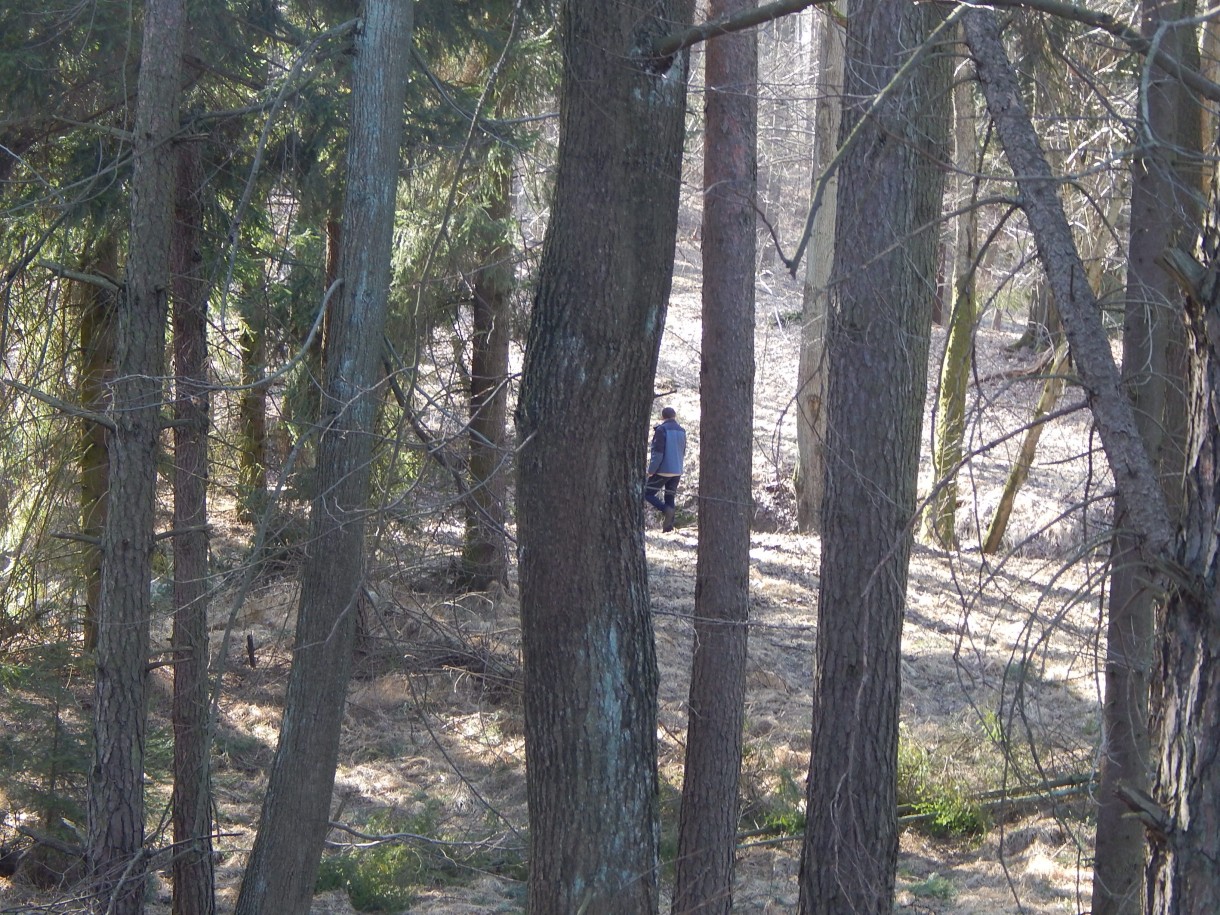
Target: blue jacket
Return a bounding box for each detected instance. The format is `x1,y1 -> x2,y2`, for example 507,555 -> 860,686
648,419 -> 687,475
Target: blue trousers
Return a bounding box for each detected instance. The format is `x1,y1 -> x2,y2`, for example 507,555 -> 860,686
645,474 -> 681,513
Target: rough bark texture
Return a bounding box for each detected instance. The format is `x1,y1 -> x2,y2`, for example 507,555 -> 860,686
514,1 -> 693,911
1092,3 -> 1198,912
797,0 -> 949,910
77,236 -> 118,652
672,3 -> 757,911
462,150 -> 513,590
88,0 -> 185,910
233,2 -> 413,912
170,139 -> 215,915
794,11 -> 843,534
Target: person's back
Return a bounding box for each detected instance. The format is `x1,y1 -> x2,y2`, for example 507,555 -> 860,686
645,406 -> 686,531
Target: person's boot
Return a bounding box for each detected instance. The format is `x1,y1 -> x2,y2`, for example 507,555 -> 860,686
663,506 -> 675,532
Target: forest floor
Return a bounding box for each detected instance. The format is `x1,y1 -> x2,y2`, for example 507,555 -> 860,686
0,243 -> 1114,914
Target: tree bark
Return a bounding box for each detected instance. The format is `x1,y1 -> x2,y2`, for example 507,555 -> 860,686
88,0 -> 185,910
924,52 -> 982,549
77,235 -> 119,652
514,1 -> 694,911
170,138 -> 214,915
462,148 -> 513,590
797,0 -> 950,909
794,10 -> 843,534
1092,3 -> 1198,912
673,1 -> 756,910
234,1 -> 413,911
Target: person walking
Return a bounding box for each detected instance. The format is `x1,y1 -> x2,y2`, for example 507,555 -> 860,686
645,406 -> 686,532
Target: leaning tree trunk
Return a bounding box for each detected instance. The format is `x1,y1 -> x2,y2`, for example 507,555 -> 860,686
88,0 -> 185,910
170,138 -> 214,915
797,0 -> 950,910
793,9 -> 843,534
233,1 -> 413,912
1093,2 -> 1199,912
964,10 -> 1220,910
673,1 -> 757,910
514,1 -> 694,911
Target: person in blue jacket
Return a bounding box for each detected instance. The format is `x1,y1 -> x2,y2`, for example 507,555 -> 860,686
644,406 -> 687,532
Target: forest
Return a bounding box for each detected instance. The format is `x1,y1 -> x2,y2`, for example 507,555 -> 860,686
2,0 -> 1220,913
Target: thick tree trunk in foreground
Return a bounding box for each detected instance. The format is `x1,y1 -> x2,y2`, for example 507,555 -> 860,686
797,0 -> 949,910
1093,3 -> 1198,912
673,2 -> 756,911
515,1 -> 693,911
170,139 -> 215,915
89,0 -> 185,910
234,2 -> 413,911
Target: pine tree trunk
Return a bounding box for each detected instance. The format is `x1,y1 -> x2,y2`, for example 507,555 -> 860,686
234,2 -> 413,911
673,1 -> 756,909
462,151 -> 512,590
170,138 -> 214,915
88,0 -> 185,909
797,0 -> 950,909
794,10 -> 843,534
515,1 -> 694,910
77,236 -> 118,652
1092,3 -> 1198,911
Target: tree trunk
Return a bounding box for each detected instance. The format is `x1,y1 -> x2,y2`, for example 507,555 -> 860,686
924,54 -> 982,549
77,235 -> 119,652
236,301 -> 267,523
981,343 -> 1071,554
673,2 -> 756,910
170,138 -> 214,915
1092,3 -> 1198,912
797,0 -> 950,910
233,1 -> 413,911
462,148 -> 513,590
514,1 -> 694,911
793,10 -> 843,534
89,0 -> 185,909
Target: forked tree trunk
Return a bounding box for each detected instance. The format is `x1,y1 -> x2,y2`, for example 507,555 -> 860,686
797,0 -> 950,909
514,1 -> 694,911
673,1 -> 756,910
170,138 -> 214,915
88,0 -> 185,909
234,1 -> 413,911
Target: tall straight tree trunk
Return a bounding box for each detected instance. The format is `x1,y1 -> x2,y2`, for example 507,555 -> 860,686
236,302 -> 267,523
924,53 -> 982,549
797,0 -> 950,910
233,1 -> 413,911
462,147 -> 513,590
794,10 -> 843,534
88,0 -> 185,910
78,236 -> 119,652
1092,4 -> 1198,912
673,3 -> 757,911
170,138 -> 214,915
514,1 -> 694,911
